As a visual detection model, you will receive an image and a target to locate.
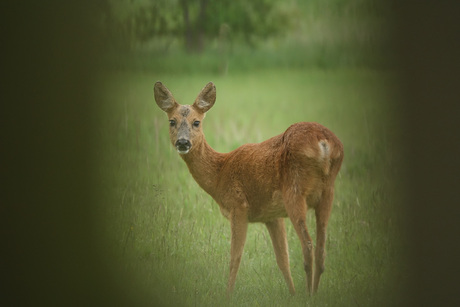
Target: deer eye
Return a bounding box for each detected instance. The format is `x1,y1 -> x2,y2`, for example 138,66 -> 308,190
193,120 -> 200,128
169,120 -> 176,127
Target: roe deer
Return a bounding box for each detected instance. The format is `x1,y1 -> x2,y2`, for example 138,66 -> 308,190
154,81 -> 344,295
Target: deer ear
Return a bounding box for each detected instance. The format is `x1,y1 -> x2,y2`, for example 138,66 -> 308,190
193,82 -> 216,113
154,81 -> 178,112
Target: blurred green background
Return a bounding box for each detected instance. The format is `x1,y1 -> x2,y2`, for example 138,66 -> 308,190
94,0 -> 405,306
99,0 -> 392,72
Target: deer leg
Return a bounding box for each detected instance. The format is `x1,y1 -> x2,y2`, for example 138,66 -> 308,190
313,189 -> 333,293
285,194 -> 314,294
265,218 -> 296,295
227,207 -> 248,295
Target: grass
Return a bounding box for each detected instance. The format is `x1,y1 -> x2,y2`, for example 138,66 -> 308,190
94,67 -> 406,306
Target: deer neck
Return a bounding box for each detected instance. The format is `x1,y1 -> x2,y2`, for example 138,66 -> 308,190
180,138 -> 225,197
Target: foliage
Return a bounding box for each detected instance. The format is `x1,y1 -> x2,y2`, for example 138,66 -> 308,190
203,0 -> 294,42
99,0 -> 392,70
101,0 -> 296,52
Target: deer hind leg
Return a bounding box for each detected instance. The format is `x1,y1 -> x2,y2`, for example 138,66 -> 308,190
313,188 -> 333,293
265,218 -> 296,295
284,193 -> 314,294
227,206 -> 248,295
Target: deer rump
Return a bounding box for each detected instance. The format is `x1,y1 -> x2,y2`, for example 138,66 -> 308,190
213,122 -> 342,224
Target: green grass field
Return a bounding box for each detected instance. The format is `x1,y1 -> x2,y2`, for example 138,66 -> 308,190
95,67 -> 406,306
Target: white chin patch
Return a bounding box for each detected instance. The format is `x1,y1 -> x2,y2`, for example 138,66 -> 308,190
177,148 -> 190,154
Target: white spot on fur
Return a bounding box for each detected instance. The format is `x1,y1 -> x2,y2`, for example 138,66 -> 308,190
319,140 -> 329,159
319,140 -> 331,175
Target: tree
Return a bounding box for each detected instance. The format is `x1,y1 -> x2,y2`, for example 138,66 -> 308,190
102,0 -> 295,52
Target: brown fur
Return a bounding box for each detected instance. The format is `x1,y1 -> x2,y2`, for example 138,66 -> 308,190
154,81 -> 344,295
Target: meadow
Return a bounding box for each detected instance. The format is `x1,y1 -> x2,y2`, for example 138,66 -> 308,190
94,65 -> 406,306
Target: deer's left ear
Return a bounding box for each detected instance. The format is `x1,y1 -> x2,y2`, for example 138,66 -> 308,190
193,82 -> 216,113
154,81 -> 178,113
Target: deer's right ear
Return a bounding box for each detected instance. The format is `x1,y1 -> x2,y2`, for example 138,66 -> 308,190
154,81 -> 178,112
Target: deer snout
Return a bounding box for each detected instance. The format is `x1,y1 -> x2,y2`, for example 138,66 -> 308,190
175,138 -> 192,154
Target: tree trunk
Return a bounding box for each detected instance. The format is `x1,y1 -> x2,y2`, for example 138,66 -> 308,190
180,0 -> 194,52
195,0 -> 208,53
180,0 -> 207,53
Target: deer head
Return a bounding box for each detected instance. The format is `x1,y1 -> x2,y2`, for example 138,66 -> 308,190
154,81 -> 216,154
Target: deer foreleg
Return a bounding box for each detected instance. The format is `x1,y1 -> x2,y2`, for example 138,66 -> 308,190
227,206 -> 248,295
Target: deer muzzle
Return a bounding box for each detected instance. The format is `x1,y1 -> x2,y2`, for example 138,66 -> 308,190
175,138 -> 191,154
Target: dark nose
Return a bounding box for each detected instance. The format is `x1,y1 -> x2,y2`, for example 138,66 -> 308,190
175,139 -> 191,148
175,139 -> 191,153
